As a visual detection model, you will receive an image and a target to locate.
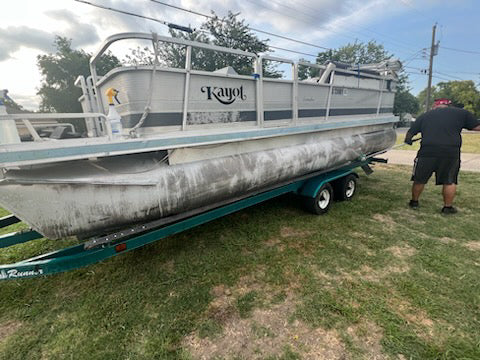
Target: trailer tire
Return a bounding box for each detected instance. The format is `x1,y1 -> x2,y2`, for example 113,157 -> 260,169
305,183 -> 333,215
334,174 -> 357,201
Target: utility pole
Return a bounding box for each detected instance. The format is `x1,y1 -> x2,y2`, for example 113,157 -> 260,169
425,23 -> 438,111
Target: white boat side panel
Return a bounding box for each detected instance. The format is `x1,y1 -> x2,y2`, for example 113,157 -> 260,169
329,88 -> 380,109
168,124 -> 390,165
98,70 -> 186,114
382,92 -> 395,108
298,84 -> 329,110
263,81 -> 293,111
333,75 -> 380,90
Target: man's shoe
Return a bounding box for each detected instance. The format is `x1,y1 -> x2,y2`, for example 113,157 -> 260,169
409,200 -> 419,209
441,206 -> 458,215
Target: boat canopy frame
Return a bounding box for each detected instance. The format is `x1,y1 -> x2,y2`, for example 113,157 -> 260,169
87,32 -> 396,134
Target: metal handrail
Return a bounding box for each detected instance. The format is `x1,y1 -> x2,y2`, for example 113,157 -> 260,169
0,113 -> 112,141
89,32 -> 259,114
0,113 -> 107,120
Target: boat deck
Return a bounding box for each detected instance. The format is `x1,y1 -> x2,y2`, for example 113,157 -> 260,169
0,115 -> 396,167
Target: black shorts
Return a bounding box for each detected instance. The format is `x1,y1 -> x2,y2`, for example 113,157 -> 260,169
411,156 -> 460,185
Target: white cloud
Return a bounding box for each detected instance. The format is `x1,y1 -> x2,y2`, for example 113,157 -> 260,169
0,26 -> 55,61
45,9 -> 100,48
8,93 -> 41,111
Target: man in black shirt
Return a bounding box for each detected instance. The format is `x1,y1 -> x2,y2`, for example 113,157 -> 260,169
404,98 -> 480,214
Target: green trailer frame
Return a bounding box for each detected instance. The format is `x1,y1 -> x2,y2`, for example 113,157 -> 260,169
0,158 -> 383,281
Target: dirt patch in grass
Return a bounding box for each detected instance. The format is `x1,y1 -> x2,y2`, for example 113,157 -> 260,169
346,320 -> 387,359
184,291 -> 350,359
0,320 -> 22,343
315,263 -> 410,284
279,226 -> 313,239
264,237 -> 281,247
388,297 -> 436,341
391,210 -> 426,226
464,241 -> 480,251
438,237 -> 457,244
207,285 -> 237,325
372,214 -> 397,230
386,245 -> 417,259
264,237 -> 287,253
184,273 -> 358,359
161,259 -> 175,274
355,264 -> 410,282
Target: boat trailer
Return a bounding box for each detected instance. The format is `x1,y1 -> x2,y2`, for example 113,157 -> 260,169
0,157 -> 386,281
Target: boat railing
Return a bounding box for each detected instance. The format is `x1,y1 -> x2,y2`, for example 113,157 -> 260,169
82,32 -> 396,135
90,32 -> 258,123
0,113 -> 111,145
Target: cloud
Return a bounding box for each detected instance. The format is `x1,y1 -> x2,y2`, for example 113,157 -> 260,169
0,26 -> 55,61
45,9 -> 100,48
0,9 -> 102,62
82,0 -> 173,35
8,93 -> 41,111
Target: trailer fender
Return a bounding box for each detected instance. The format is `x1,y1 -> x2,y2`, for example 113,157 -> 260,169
297,169 -> 353,198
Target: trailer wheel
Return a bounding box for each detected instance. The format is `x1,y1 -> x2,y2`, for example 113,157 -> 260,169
334,174 -> 357,201
305,183 -> 333,215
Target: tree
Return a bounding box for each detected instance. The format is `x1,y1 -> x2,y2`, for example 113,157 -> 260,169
37,36 -> 120,113
317,41 -> 392,66
124,12 -> 281,78
299,41 -> 393,80
417,80 -> 480,117
393,90 -> 419,124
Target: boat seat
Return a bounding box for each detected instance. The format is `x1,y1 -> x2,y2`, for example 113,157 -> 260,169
49,126 -> 82,139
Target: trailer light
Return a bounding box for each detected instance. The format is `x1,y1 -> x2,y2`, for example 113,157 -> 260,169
115,243 -> 127,252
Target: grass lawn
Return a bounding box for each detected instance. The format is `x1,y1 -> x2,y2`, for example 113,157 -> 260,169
1,164 -> 479,359
394,132 -> 480,153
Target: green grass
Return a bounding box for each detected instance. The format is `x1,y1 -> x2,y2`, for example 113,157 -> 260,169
1,165 -> 480,359
394,132 -> 480,153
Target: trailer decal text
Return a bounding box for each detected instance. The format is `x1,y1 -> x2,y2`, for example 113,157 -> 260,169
0,268 -> 44,279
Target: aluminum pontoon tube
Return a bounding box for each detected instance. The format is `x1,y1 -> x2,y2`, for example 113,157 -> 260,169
0,128 -> 395,239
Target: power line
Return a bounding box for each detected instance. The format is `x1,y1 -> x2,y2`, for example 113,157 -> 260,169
405,66 -> 470,81
434,71 -> 465,81
406,71 -> 456,82
399,0 -> 438,24
435,70 -> 480,75
247,0 -> 357,44
75,0 -> 323,59
401,49 -> 427,66
152,0 -> 424,61
441,46 -> 480,55
287,0 -> 423,53
74,0 -> 192,32
260,0 -> 426,58
269,46 -> 317,58
150,0 -> 331,50
432,74 -> 454,82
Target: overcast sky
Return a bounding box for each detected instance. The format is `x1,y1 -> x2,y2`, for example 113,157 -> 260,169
1,0 -> 479,110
